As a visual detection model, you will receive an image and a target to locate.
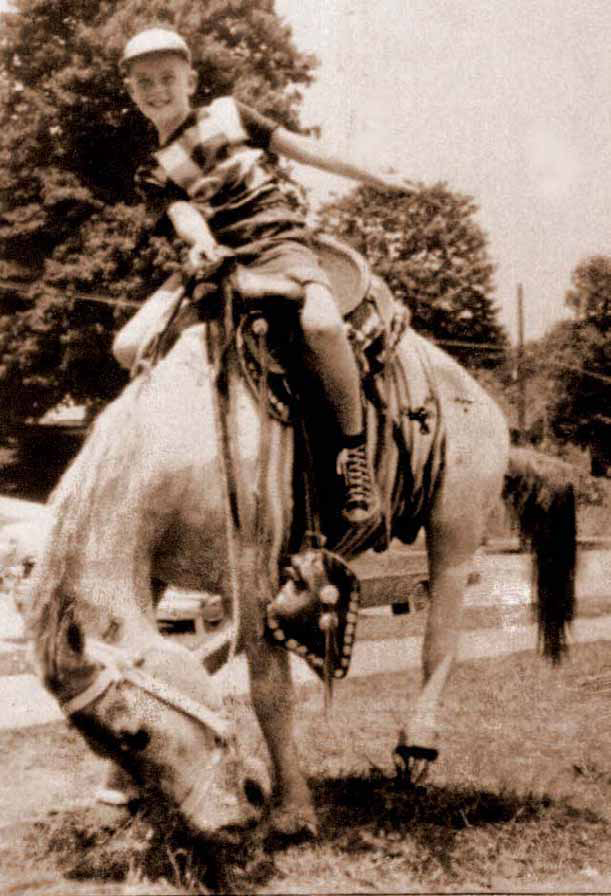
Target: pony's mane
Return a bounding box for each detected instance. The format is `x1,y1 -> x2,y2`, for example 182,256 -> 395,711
28,325 -> 260,682
29,370 -> 161,679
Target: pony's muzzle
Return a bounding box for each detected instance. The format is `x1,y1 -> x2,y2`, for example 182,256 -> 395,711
180,753 -> 270,841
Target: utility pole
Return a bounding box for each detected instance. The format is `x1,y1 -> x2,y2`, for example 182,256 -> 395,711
516,283 -> 526,443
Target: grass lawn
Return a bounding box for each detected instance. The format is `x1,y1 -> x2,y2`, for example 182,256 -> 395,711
2,640 -> 611,894
1,434 -> 609,893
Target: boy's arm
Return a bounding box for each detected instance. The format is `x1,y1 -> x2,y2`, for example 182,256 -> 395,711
269,128 -> 414,193
167,201 -> 230,273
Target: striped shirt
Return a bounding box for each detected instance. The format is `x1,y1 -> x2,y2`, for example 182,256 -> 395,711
135,96 -> 306,253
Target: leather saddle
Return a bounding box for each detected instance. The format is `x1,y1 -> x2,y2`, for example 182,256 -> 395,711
234,232 -> 372,315
235,234 -> 408,422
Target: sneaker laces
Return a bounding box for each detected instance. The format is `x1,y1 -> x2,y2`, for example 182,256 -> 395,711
337,443 -> 373,509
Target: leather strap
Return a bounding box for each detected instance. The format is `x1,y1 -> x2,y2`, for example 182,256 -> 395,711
60,640 -> 233,743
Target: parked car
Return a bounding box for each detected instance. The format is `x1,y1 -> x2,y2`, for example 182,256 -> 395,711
156,589 -> 224,634
0,519 -> 225,637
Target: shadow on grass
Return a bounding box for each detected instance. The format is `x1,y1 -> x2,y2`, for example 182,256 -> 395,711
309,769 -> 608,885
314,770 -> 556,835
20,768 -> 607,895
33,799 -> 226,895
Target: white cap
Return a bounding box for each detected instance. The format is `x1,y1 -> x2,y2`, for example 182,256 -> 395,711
121,28 -> 191,71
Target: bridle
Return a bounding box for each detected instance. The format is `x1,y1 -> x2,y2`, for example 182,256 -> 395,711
60,639 -> 233,744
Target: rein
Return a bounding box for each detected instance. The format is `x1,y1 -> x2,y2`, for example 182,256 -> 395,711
60,639 -> 233,743
203,278 -> 243,666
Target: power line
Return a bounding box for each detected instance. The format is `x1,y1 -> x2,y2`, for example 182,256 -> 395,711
538,359 -> 611,386
0,279 -> 140,309
432,337 -> 505,352
0,279 -> 509,347
1,279 -> 609,384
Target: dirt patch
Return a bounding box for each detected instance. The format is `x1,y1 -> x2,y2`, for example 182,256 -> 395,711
3,642 -> 611,893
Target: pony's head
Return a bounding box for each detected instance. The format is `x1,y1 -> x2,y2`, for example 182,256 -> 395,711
26,327 -> 271,839
37,604 -> 268,839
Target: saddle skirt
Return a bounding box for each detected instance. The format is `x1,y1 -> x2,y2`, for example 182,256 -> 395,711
246,305 -> 447,681
254,316 -> 448,682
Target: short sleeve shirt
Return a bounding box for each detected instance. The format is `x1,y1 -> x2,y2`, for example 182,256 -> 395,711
135,97 -> 305,251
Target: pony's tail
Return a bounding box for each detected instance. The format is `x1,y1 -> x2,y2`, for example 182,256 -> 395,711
503,447 -> 577,663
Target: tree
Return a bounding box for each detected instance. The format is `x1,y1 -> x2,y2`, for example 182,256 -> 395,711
318,182 -> 508,369
566,255 -> 611,331
543,256 -> 611,474
0,0 -> 317,426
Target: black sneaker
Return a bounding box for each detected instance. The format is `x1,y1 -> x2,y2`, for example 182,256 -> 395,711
336,442 -> 380,525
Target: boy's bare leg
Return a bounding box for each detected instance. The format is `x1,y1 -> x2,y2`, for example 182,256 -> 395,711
112,272 -> 183,371
301,283 -> 379,524
301,284 -> 362,434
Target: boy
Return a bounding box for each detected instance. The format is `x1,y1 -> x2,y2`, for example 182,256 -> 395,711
116,26 -> 411,526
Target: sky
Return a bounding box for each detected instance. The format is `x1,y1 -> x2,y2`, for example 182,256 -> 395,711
1,1 -> 610,343
275,0 -> 611,342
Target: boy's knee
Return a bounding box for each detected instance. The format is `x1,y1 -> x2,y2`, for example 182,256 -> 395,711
301,283 -> 343,340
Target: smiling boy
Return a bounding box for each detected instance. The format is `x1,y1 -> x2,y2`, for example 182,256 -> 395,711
116,26 -> 411,526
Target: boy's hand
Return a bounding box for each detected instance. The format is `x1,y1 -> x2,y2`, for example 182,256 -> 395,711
186,243 -> 234,278
375,172 -> 416,194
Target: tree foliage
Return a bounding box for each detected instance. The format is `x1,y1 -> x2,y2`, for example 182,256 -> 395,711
521,256 -> 611,474
566,255 -> 611,331
0,0 -> 317,425
546,323 -> 609,448
318,182 -> 508,369
542,256 -> 611,472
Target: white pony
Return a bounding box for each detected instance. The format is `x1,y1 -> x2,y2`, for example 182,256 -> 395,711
28,247 -> 576,840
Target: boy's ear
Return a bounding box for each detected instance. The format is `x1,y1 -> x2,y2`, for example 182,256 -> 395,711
187,68 -> 197,96
123,77 -> 135,101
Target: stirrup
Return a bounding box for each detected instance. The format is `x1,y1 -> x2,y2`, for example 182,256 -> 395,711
337,443 -> 379,525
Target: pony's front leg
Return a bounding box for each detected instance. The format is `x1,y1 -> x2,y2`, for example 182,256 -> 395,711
245,640 -> 317,837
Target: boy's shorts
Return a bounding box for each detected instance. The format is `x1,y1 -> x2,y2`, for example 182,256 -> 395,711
240,238 -> 331,299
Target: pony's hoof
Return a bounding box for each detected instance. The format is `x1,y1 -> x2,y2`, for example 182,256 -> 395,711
93,796 -> 132,830
269,805 -> 319,841
393,743 -> 439,786
97,763 -> 139,808
95,786 -> 135,806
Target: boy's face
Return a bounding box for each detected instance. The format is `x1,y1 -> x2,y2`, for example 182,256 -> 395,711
125,52 -> 196,139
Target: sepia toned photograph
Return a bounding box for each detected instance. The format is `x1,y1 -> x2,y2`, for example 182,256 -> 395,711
0,1 -> 609,893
